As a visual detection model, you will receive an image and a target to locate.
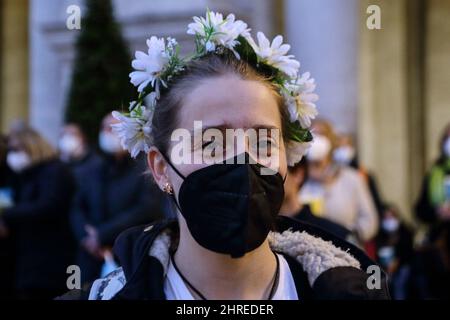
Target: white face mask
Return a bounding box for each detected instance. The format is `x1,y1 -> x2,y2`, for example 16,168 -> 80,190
59,134 -> 83,157
307,135 -> 331,162
444,138 -> 450,158
7,151 -> 32,173
99,131 -> 122,154
333,146 -> 355,165
382,217 -> 400,233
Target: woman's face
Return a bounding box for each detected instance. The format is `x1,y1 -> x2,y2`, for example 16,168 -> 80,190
166,74 -> 287,197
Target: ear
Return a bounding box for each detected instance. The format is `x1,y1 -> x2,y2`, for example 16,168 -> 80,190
147,146 -> 169,191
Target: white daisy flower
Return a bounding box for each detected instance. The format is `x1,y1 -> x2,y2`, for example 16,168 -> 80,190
129,36 -> 169,93
111,108 -> 153,158
187,11 -> 250,57
286,140 -> 311,166
283,72 -> 319,128
247,32 -> 300,78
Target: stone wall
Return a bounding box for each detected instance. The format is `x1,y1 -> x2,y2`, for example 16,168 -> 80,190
27,0 -> 276,144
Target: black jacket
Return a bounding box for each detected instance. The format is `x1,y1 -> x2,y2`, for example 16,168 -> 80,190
59,216 -> 390,300
292,205 -> 352,241
70,155 -> 164,246
2,159 -> 76,291
66,149 -> 103,188
0,161 -> 16,297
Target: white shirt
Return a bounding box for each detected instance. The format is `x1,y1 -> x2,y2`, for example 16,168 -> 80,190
164,253 -> 298,300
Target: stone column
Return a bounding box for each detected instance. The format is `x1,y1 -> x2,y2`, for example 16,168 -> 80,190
359,0 -> 450,223
425,0 -> 450,165
359,0 -> 410,219
284,0 -> 359,134
0,0 -> 29,132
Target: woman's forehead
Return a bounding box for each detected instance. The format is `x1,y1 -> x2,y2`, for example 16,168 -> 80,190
178,75 -> 281,130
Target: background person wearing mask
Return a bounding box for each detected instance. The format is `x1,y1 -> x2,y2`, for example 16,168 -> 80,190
279,158 -> 353,242
375,204 -> 414,299
0,133 -> 15,299
416,123 -> 450,227
0,125 -> 76,299
299,119 -> 378,245
70,113 -> 164,285
58,123 -> 102,183
414,122 -> 450,299
334,133 -> 384,218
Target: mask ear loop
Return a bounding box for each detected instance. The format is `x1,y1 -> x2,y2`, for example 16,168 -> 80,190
160,152 -> 186,180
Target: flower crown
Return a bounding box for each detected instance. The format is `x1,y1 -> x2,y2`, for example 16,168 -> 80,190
112,9 -> 318,166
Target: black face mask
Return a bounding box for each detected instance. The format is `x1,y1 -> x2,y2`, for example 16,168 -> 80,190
164,152 -> 285,258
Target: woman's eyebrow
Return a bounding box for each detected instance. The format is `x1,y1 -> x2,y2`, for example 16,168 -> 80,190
252,125 -> 279,130
189,124 -> 279,133
188,125 -> 228,135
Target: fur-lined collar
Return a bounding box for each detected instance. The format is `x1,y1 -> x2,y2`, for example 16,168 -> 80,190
89,227 -> 360,300
148,228 -> 360,285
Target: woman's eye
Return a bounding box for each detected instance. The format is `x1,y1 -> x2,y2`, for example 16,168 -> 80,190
256,137 -> 280,158
202,138 -> 225,158
257,138 -> 273,150
202,140 -> 214,149
202,137 -> 224,149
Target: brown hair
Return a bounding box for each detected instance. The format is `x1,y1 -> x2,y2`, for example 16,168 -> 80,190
151,51 -> 290,156
9,126 -> 57,166
311,118 -> 338,153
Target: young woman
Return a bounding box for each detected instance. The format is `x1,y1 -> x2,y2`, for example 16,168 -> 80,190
60,10 -> 389,300
300,119 -> 379,245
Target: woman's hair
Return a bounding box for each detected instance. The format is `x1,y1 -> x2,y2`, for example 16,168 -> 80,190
152,51 -> 290,157
288,157 -> 308,189
9,126 -> 57,166
311,118 -> 338,156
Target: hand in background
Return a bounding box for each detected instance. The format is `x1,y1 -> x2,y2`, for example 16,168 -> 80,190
81,224 -> 103,259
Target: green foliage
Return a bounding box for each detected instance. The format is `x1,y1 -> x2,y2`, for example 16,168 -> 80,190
286,120 -> 313,143
65,0 -> 134,143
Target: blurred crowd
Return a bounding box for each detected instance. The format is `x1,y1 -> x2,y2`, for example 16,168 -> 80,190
0,115 -> 449,300
280,119 -> 450,300
0,114 -> 165,300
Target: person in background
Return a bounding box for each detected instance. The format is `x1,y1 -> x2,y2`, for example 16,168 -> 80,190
299,119 -> 378,245
375,203 -> 414,300
416,122 -> 450,229
0,125 -> 76,299
58,123 -> 102,187
334,133 -> 384,217
0,133 -> 15,299
414,122 -> 450,299
0,134 -> 14,187
70,113 -> 164,285
280,157 -> 354,242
